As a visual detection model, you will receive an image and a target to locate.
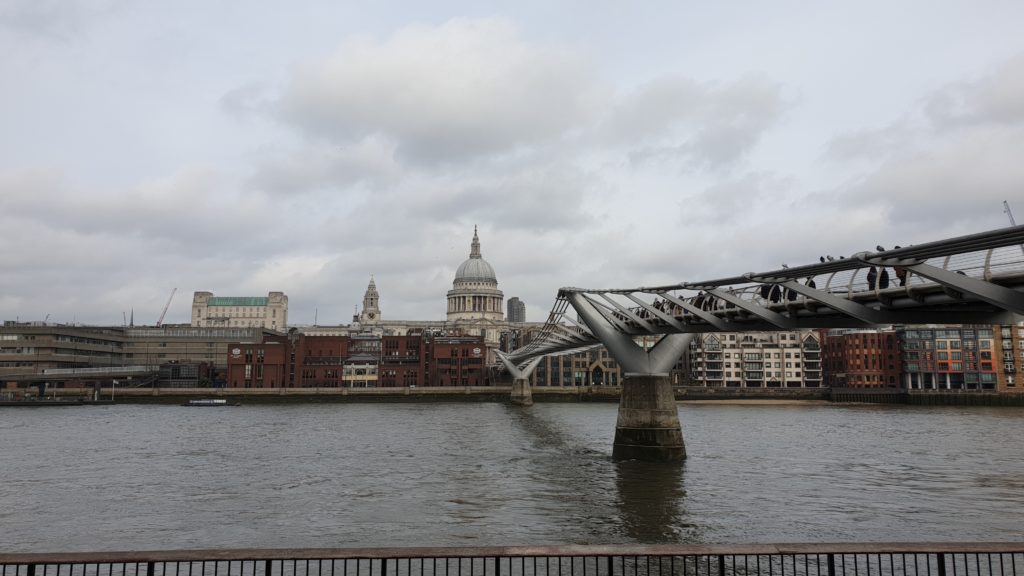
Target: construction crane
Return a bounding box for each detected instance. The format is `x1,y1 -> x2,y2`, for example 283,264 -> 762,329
156,288 -> 177,327
1005,201 -> 1024,258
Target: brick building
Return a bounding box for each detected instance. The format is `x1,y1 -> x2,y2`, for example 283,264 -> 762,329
380,335 -> 425,387
898,325 -> 998,390
225,332 -> 486,388
820,329 -> 902,388
225,335 -> 289,388
426,336 -> 487,387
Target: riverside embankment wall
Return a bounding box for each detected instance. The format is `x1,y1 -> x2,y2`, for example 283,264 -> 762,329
39,385 -> 828,404
25,385 -> 1024,406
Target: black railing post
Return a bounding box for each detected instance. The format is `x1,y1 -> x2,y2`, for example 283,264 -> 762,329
494,557 -> 500,576
265,560 -> 272,576
717,556 -> 725,576
937,554 -> 947,576
147,562 -> 155,576
827,554 -> 836,576
606,556 -> 613,576
381,559 -> 388,576
28,565 -> 38,576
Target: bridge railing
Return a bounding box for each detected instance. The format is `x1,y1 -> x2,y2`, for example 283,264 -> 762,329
2,544 -> 1022,576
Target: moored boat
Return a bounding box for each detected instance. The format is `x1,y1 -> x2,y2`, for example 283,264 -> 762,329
183,398 -> 240,407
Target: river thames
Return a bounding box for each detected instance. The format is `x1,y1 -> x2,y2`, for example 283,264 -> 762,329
2,401 -> 1023,551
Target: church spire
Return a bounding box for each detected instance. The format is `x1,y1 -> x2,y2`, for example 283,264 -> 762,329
360,275 -> 380,323
470,225 -> 481,259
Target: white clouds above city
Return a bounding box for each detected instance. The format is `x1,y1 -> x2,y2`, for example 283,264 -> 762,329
2,1 -> 1024,326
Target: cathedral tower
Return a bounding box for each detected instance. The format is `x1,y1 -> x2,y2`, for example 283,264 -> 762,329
358,275 -> 381,324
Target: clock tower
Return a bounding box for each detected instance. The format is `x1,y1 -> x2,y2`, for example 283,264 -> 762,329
358,275 -> 381,324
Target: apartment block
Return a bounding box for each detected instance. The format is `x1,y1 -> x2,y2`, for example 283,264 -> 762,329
820,329 -> 902,388
687,331 -> 823,388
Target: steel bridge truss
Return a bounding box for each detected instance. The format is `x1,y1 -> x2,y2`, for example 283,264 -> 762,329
504,225 -> 1024,370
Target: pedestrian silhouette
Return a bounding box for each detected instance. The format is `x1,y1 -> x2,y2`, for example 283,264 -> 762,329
895,267 -> 908,286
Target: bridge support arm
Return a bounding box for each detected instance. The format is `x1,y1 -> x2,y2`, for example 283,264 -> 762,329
568,293 -> 652,374
900,262 -> 1024,315
567,293 -> 690,374
706,289 -> 795,329
778,280 -> 885,324
495,352 -> 543,381
655,292 -> 732,331
496,352 -> 543,407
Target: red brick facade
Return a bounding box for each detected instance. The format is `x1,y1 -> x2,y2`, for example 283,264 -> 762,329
427,337 -> 487,387
225,335 -> 289,388
225,333 -> 486,388
820,329 -> 902,388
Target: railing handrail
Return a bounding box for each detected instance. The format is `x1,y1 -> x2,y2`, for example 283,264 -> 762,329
3,542 -> 1024,564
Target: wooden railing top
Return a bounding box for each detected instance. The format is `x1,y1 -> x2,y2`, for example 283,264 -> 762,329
2,543 -> 1024,564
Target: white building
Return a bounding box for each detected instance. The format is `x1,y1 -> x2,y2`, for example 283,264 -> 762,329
688,331 -> 823,387
191,291 -> 288,331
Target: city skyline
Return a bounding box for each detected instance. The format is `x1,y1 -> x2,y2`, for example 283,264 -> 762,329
3,1 -> 1024,326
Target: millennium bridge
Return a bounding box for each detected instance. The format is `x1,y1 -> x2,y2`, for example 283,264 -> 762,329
498,225 -> 1024,461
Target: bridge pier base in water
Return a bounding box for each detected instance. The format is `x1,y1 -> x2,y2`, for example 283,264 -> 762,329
497,353 -> 541,408
510,377 -> 533,406
614,373 -> 685,461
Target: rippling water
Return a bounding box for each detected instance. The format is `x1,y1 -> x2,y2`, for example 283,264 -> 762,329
2,402 -> 1023,551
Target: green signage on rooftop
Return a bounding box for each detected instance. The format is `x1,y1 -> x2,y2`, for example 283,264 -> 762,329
208,297 -> 269,307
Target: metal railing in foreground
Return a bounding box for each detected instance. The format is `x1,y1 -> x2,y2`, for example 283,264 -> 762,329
2,544 -> 1023,576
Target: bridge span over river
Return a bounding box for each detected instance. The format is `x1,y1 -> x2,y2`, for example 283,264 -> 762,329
498,225 -> 1024,461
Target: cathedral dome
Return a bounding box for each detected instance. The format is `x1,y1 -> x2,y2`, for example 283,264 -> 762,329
455,257 -> 496,282
447,226 -> 504,324
453,226 -> 497,283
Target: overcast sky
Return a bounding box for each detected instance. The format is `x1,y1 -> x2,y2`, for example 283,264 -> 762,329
3,1 -> 1024,326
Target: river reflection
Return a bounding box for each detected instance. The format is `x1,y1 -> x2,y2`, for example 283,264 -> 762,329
614,460 -> 692,543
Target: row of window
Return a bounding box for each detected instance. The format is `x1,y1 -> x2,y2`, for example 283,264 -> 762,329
904,329 -> 995,339
701,371 -> 808,379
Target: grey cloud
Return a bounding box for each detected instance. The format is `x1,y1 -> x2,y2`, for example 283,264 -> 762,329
689,172 -> 794,222
605,74 -> 789,169
0,168 -> 289,254
825,122 -> 919,161
220,82 -> 273,119
808,57 -> 1022,254
0,0 -> 125,41
825,55 -> 1024,231
924,54 -> 1024,128
828,54 -> 1024,162
276,18 -> 603,165
247,137 -> 401,195
406,166 -> 599,231
842,125 -> 1024,226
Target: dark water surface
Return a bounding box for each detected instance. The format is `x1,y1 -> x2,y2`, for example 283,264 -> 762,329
2,402 -> 1023,551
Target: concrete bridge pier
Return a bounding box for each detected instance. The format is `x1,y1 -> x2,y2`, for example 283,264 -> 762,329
496,353 -> 542,406
614,373 -> 685,461
567,293 -> 693,462
510,378 -> 532,406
